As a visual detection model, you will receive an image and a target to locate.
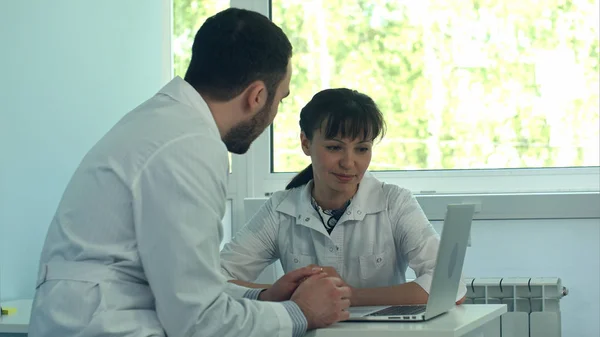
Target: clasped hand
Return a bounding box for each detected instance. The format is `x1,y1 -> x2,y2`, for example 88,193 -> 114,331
260,264 -> 352,303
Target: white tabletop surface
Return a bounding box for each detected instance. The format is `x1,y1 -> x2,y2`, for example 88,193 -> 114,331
0,300 -> 506,337
0,299 -> 32,334
308,304 -> 507,337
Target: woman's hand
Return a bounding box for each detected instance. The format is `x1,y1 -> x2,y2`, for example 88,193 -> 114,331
305,264 -> 355,305
259,266 -> 324,302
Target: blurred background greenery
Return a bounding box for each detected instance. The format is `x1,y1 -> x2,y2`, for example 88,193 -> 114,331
173,0 -> 599,173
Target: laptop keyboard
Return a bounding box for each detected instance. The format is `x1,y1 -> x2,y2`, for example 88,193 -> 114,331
366,305 -> 426,316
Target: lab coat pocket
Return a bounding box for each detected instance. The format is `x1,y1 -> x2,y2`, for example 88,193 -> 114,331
359,251 -> 388,280
31,279 -> 105,331
285,251 -> 317,270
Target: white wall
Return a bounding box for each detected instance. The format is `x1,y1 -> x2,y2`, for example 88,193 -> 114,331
248,195 -> 599,336
436,218 -> 600,337
0,0 -> 170,302
249,197 -> 600,337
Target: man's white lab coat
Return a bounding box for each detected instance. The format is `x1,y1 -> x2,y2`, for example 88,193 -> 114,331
29,77 -> 303,337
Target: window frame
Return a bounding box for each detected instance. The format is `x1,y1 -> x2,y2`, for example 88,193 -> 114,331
220,0 -> 599,223
249,123 -> 599,219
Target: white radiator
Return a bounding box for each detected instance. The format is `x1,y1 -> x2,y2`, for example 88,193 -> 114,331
464,277 -> 568,337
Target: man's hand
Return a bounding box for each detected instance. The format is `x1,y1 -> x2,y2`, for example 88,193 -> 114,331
258,266 -> 323,302
456,295 -> 466,305
291,274 -> 352,330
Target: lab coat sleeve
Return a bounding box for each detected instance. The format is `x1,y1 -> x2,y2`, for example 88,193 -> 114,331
133,134 -> 300,337
390,187 -> 467,301
224,281 -> 258,299
220,198 -> 280,282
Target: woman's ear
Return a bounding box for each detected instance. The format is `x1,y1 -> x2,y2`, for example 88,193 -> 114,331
300,132 -> 311,156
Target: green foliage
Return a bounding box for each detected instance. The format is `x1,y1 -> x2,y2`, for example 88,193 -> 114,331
172,0 -> 229,78
173,0 -> 600,173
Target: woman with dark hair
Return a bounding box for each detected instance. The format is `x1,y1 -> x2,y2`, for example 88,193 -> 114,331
220,88 -> 466,306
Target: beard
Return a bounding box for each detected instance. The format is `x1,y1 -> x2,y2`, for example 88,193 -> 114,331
223,102 -> 272,154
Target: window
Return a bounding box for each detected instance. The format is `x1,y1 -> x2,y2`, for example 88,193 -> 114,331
271,0 -> 599,174
168,0 -> 598,220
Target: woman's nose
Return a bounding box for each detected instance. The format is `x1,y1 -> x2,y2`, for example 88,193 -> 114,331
339,152 -> 354,169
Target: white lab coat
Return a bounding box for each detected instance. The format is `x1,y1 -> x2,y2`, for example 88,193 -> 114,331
220,173 -> 467,300
29,77 -> 301,337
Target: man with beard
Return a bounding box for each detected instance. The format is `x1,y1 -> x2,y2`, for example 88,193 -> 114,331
29,8 -> 351,337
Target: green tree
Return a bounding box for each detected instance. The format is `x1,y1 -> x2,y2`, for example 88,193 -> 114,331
172,0 -> 599,173
272,0 -> 599,172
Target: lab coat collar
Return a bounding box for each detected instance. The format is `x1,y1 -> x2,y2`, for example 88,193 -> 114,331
275,171 -> 386,227
346,171 -> 387,218
157,76 -> 221,138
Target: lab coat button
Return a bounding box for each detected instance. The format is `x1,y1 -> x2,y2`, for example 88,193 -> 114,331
346,211 -> 351,215
294,258 -> 299,263
304,217 -> 310,222
376,258 -> 382,263
329,247 -> 334,252
357,210 -> 362,215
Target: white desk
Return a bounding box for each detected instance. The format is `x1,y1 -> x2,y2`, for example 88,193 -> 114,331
0,300 -> 31,334
0,300 -> 505,337
309,304 -> 507,337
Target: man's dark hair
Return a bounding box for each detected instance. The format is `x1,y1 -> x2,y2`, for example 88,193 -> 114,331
184,8 -> 292,104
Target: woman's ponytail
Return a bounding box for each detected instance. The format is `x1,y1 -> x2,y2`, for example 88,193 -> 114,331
285,164 -> 313,189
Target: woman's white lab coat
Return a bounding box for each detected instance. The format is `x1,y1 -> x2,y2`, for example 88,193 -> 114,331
221,172 -> 467,300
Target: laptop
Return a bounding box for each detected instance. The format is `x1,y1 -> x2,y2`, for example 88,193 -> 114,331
347,203 -> 475,322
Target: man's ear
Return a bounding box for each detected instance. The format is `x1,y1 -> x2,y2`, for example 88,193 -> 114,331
300,132 -> 311,156
243,80 -> 268,117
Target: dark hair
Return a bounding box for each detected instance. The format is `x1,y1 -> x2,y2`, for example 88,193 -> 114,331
184,8 -> 292,104
286,88 -> 386,190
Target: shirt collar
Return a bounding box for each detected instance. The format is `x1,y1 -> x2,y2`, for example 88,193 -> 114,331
275,171 -> 387,222
157,76 -> 220,138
